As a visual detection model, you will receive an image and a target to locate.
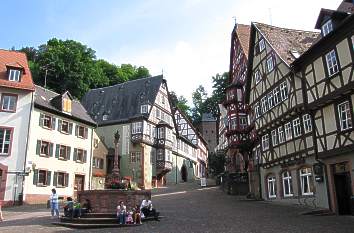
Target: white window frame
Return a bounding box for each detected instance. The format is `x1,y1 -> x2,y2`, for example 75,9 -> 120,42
259,39 -> 265,52
303,114 -> 312,133
266,56 -> 274,72
141,104 -> 149,114
321,20 -> 333,36
280,82 -> 288,101
299,167 -> 313,196
262,134 -> 269,151
1,94 -> 17,112
261,96 -> 268,114
132,122 -> 143,134
278,126 -> 285,144
293,118 -> 301,137
282,171 -> 293,197
0,128 -> 12,155
255,103 -> 261,118
8,69 -> 21,82
267,176 -> 276,198
325,50 -> 339,76
273,87 -> 280,105
338,101 -> 352,131
271,130 -> 278,146
254,70 -> 261,84
239,115 -> 247,129
268,92 -> 274,109
230,117 -> 237,130
284,122 -> 293,141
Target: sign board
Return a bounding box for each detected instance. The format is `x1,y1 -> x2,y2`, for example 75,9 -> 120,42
200,178 -> 207,187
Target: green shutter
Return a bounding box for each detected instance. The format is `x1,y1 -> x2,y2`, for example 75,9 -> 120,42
64,173 -> 69,187
49,143 -> 54,157
46,171 -> 52,186
73,148 -> 77,161
58,120 -> 62,132
69,123 -> 73,134
39,114 -> 43,127
33,169 -> 38,185
55,144 -> 60,158
83,150 -> 87,163
36,140 -> 41,155
75,125 -> 78,136
51,117 -> 56,130
67,146 -> 71,160
53,172 -> 58,187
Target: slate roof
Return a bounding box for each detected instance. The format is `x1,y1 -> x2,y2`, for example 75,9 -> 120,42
0,49 -> 35,91
254,23 -> 320,64
81,75 -> 163,126
236,24 -> 251,59
35,85 -> 96,126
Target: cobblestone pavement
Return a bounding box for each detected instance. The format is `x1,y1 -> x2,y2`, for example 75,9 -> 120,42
1,180 -> 354,233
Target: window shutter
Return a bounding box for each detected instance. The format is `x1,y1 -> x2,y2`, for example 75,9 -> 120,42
100,159 -> 104,169
52,117 -> 56,130
67,146 -> 71,160
46,171 -> 52,186
83,150 -> 87,163
73,148 -> 77,161
84,128 -> 88,139
75,125 -> 78,136
64,173 -> 69,187
55,144 -> 60,158
36,140 -> 41,155
69,123 -> 73,134
53,172 -> 58,187
39,114 -> 44,127
33,169 -> 38,185
49,143 -> 54,157
58,120 -> 62,132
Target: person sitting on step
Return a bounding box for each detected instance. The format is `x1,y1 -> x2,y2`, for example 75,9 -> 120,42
63,197 -> 74,218
133,204 -> 142,224
140,198 -> 159,221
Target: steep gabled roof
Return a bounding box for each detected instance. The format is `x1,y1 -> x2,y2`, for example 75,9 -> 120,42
236,24 -> 251,59
81,75 -> 163,126
35,85 -> 96,126
254,23 -> 320,65
0,49 -> 35,91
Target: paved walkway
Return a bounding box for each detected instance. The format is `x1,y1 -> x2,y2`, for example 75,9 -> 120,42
1,180 -> 354,233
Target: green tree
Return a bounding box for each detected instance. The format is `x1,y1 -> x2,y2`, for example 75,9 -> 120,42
169,91 -> 191,117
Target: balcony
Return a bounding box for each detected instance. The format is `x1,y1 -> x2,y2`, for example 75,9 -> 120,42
156,160 -> 172,178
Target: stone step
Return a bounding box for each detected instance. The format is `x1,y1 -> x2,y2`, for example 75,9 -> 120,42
52,222 -> 142,229
60,215 -> 165,224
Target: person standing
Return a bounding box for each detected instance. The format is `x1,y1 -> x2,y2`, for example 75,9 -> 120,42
50,189 -> 59,218
116,201 -> 126,224
0,200 -> 4,222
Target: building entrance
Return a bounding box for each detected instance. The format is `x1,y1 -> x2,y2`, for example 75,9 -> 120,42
333,163 -> 352,215
181,165 -> 188,182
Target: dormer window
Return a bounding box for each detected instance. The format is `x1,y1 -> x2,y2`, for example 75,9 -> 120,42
8,69 -> 21,82
62,98 -> 72,114
321,20 -> 333,36
141,104 -> 149,114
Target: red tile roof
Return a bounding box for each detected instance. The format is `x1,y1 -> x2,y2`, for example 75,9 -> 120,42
0,49 -> 35,91
236,24 -> 251,59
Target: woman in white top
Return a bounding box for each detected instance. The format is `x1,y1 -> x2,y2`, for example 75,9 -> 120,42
117,201 -> 126,224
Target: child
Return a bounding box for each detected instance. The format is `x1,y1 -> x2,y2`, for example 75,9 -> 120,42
133,204 -> 142,224
126,209 -> 133,224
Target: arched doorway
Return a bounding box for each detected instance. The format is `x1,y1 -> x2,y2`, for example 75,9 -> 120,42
181,165 -> 188,182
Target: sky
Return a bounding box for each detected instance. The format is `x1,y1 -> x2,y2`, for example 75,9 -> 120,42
0,0 -> 341,104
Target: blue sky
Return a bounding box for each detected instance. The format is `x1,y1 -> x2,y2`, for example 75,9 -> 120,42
1,0 -> 341,102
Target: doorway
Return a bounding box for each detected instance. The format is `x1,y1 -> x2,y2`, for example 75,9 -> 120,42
74,175 -> 85,198
333,163 -> 352,215
181,165 -> 188,182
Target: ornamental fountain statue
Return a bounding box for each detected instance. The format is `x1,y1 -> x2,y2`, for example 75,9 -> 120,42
105,130 -> 121,189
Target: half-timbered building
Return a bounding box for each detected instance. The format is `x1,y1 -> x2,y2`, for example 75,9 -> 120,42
293,0 -> 354,214
245,21 -> 330,207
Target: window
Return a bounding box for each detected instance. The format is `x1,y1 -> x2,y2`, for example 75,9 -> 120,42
141,104 -> 149,114
76,125 -> 88,138
38,170 -> 49,186
254,70 -> 261,84
321,20 -> 333,36
59,145 -> 70,160
33,169 -> 51,186
280,82 -> 288,101
102,114 -> 108,121
1,94 -> 17,112
93,157 -> 104,169
284,122 -> 292,140
267,176 -> 276,198
282,171 -> 293,197
41,114 -> 53,129
255,103 -> 261,118
165,150 -> 171,161
303,114 -> 312,133
338,101 -> 352,131
0,128 -> 12,155
268,92 -> 274,109
158,127 -> 165,139
132,122 -> 143,134
273,87 -> 280,105
266,56 -> 274,72
161,95 -> 165,105
230,117 -> 237,130
299,167 -> 314,195
130,152 -> 141,163
325,50 -> 339,76
74,148 -> 87,163
261,96 -> 268,113
8,69 -> 21,82
157,149 -> 164,160
262,134 -> 269,151
55,172 -> 69,187
59,120 -> 72,134
239,115 -> 248,129
40,141 -> 50,156
278,126 -> 285,144
259,39 -> 265,52
155,108 -> 161,119
271,130 -> 278,146
293,118 -> 301,137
